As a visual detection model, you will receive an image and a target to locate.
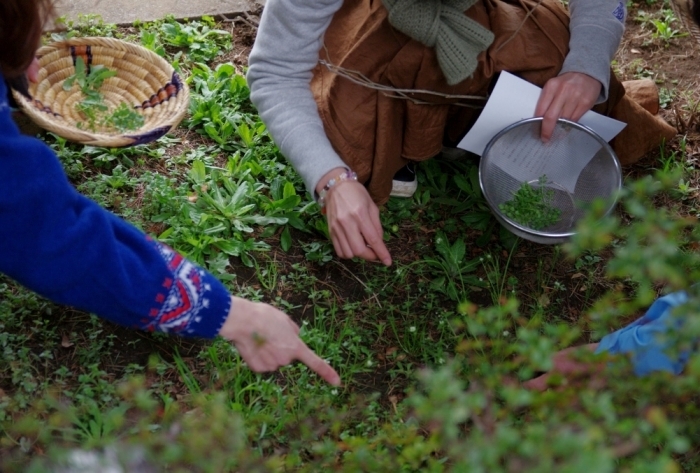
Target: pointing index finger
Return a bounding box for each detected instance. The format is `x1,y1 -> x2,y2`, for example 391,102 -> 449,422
295,344 -> 341,386
363,211 -> 391,266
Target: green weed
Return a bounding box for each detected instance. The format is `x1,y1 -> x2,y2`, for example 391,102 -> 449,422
158,15 -> 231,63
636,7 -> 689,45
423,232 -> 481,302
52,14 -> 120,40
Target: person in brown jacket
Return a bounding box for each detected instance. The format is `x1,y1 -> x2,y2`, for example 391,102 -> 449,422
248,0 -> 676,265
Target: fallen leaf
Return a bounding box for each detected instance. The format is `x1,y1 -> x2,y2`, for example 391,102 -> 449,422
631,48 -> 641,54
61,334 -> 74,348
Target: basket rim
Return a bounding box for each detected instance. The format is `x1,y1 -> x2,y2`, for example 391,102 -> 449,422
478,117 -> 622,241
11,36 -> 189,147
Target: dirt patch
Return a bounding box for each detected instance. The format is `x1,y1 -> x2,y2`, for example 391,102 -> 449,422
216,8 -> 261,71
620,2 -> 700,142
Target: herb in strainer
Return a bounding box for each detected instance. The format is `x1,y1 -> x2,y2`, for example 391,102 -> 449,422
499,175 -> 562,230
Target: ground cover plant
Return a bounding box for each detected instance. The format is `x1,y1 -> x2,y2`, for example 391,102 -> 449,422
4,3 -> 700,471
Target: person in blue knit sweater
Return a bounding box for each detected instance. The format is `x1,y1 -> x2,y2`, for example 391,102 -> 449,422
0,0 -> 340,386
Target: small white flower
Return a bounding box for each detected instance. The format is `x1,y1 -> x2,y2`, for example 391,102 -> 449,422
366,359 -> 373,367
331,389 -> 338,396
502,330 -> 510,337
409,326 -> 416,333
438,358 -> 445,364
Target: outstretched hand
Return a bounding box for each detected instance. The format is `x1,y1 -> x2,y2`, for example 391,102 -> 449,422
219,296 -> 341,386
535,72 -> 602,142
317,168 -> 392,266
522,343 -> 603,391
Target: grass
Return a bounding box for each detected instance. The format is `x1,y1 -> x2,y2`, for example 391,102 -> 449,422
3,9 -> 700,472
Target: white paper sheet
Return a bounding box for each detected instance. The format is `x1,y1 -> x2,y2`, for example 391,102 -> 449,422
457,71 -> 627,156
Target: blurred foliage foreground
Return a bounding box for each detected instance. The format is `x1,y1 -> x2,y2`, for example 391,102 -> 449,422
3,170 -> 700,471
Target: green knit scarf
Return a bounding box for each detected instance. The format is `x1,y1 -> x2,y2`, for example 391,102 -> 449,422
382,0 -> 494,85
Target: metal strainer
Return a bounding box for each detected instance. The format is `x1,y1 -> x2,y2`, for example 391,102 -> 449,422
479,117 -> 621,244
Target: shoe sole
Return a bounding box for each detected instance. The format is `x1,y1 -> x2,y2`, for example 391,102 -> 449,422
390,180 -> 418,198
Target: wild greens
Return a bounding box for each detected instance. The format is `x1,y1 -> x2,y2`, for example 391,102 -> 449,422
63,56 -> 144,132
499,175 -> 562,230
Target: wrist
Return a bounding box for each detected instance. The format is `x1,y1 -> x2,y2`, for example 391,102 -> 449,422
315,167 -> 349,195
316,168 -> 358,213
219,296 -> 253,342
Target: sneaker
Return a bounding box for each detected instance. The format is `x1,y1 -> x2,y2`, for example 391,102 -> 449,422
390,162 -> 417,198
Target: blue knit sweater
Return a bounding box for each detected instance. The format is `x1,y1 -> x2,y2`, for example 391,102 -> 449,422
0,77 -> 230,338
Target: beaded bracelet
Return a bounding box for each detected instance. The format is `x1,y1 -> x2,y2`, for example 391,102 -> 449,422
317,169 -> 358,213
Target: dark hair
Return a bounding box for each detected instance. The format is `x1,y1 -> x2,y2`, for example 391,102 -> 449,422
0,0 -> 54,78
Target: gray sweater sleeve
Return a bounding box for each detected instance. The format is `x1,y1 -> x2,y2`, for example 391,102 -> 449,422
560,0 -> 626,103
247,0 -> 347,196
247,0 -> 625,196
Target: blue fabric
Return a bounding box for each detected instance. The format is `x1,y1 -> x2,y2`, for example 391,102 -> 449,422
0,77 -> 230,338
595,291 -> 690,376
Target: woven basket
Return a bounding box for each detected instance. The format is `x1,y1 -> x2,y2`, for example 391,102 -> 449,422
11,37 -> 189,147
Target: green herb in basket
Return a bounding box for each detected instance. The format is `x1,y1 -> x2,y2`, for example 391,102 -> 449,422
63,57 -> 115,96
105,102 -> 145,132
499,175 -> 562,230
64,57 -> 143,132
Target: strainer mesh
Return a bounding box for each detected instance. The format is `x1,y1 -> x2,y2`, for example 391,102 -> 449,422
481,120 -> 619,234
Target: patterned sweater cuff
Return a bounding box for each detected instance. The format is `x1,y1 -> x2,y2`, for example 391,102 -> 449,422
147,241 -> 231,339
182,271 -> 231,338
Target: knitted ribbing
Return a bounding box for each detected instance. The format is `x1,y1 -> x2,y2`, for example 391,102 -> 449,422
383,0 -> 495,85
